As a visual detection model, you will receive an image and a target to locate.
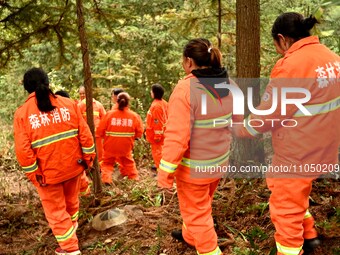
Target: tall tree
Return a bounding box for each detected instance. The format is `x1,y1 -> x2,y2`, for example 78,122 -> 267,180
234,0 -> 265,166
217,0 -> 222,49
76,0 -> 102,194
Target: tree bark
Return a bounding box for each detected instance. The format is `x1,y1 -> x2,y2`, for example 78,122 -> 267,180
234,0 -> 265,166
76,0 -> 102,194
217,0 -> 222,49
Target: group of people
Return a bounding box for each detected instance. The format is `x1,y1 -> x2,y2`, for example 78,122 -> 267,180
13,12 -> 339,255
77,84 -> 167,184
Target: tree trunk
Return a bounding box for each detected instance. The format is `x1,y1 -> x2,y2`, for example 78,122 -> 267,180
234,0 -> 265,166
76,0 -> 102,194
217,0 -> 222,49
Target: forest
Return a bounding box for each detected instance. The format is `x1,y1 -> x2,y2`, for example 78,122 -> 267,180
0,0 -> 339,254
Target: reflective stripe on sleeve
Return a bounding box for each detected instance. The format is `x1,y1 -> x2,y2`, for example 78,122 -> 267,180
194,113 -> 232,129
159,159 -> 177,173
31,129 -> 78,149
82,144 -> 95,154
82,111 -> 100,116
294,96 -> 340,117
22,161 -> 38,173
154,130 -> 164,134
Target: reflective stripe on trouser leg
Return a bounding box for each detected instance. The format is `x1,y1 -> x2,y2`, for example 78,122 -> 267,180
276,242 -> 303,255
267,178 -> 313,255
197,246 -> 222,255
177,178 -> 220,254
302,210 -> 317,239
36,177 -> 80,251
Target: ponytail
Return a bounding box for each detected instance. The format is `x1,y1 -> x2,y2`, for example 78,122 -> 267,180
302,15 -> 319,32
36,85 -> 56,112
209,47 -> 222,69
117,92 -> 130,111
184,38 -> 222,69
272,12 -> 319,41
23,68 -> 56,112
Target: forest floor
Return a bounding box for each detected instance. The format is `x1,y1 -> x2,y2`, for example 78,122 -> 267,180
0,159 -> 339,255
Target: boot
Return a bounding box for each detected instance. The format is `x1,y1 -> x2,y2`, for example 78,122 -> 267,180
303,238 -> 321,254
171,229 -> 184,242
55,247 -> 81,255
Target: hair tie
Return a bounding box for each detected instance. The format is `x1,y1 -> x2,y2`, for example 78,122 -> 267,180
208,47 -> 212,53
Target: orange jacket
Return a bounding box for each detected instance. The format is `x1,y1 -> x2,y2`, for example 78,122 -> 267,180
14,93 -> 96,186
158,72 -> 242,187
96,108 -> 144,157
235,36 -> 340,173
145,99 -> 168,144
78,98 -> 106,129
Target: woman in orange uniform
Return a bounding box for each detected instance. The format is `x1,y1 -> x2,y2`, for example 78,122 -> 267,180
14,68 -> 96,255
96,92 -> 144,184
157,38 -> 241,255
145,83 -> 168,169
234,13 -> 340,255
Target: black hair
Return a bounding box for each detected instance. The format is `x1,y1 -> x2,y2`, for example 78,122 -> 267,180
151,83 -> 164,100
117,92 -> 130,111
55,90 -> 70,98
183,38 -> 222,69
271,12 -> 318,42
23,68 -> 56,112
112,88 -> 124,96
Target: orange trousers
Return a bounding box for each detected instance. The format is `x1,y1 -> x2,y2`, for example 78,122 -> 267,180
176,179 -> 222,255
36,174 -> 81,251
95,136 -> 103,163
266,178 -> 317,255
150,142 -> 163,168
101,153 -> 139,184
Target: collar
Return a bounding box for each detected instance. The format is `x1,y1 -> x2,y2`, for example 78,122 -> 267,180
285,36 -> 320,57
26,92 -> 36,102
184,73 -> 195,80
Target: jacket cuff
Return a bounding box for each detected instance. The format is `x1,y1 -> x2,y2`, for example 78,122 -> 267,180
25,172 -> 40,187
157,168 -> 175,189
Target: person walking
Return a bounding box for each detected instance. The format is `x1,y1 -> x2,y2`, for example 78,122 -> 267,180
14,68 -> 96,255
96,92 -> 143,184
145,83 -> 168,170
157,38 -> 241,255
233,12 -> 340,255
